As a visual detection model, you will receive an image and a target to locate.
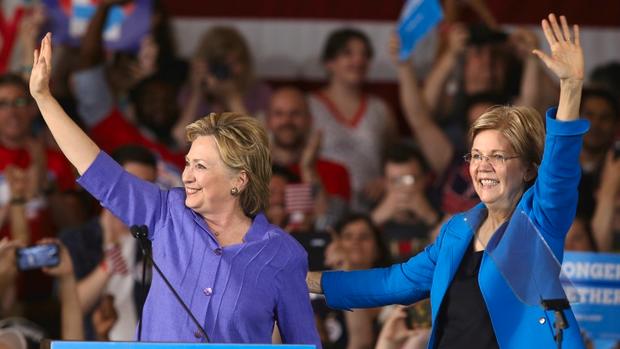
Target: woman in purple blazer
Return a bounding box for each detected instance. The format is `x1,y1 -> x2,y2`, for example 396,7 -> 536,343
28,34 -> 320,346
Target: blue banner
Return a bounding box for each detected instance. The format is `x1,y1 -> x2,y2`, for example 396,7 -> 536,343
397,0 -> 443,61
42,0 -> 151,52
563,252 -> 620,341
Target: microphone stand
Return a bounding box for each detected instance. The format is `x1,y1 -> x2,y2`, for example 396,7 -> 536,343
541,298 -> 570,349
131,225 -> 210,342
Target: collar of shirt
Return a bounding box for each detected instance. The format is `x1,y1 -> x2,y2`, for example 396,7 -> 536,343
189,211 -> 271,245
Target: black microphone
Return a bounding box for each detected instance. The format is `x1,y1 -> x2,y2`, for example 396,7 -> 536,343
130,225 -> 210,342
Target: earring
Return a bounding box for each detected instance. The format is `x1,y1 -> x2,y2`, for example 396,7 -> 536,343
230,187 -> 239,196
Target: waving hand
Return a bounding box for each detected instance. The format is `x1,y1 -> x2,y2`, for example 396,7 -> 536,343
533,14 -> 583,82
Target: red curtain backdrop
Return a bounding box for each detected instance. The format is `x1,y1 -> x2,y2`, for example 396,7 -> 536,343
163,0 -> 620,27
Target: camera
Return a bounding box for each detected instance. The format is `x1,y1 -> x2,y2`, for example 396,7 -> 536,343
16,243 -> 60,271
207,59 -> 232,80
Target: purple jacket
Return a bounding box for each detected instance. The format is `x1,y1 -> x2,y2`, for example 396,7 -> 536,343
78,152 -> 320,346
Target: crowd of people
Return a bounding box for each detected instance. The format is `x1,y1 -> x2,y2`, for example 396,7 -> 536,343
0,0 -> 618,348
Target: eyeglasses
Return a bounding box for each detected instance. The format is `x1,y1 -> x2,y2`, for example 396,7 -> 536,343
0,97 -> 31,109
463,152 -> 520,166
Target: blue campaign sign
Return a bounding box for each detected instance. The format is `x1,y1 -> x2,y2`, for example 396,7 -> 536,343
42,0 -> 152,52
397,0 -> 443,61
562,252 -> 620,341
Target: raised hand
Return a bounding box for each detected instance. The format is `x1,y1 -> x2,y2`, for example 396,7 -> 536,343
510,27 -> 540,60
92,294 -> 118,340
445,23 -> 469,57
533,14 -> 583,81
30,32 -> 53,99
300,130 -> 322,177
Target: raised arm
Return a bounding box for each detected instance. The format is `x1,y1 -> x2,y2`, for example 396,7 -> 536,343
78,0 -> 122,69
391,34 -> 454,175
533,14 -> 584,121
528,15 -> 588,241
41,239 -> 85,341
423,24 -> 468,114
30,33 -> 100,175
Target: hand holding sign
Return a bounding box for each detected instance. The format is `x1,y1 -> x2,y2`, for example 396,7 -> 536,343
397,0 -> 443,61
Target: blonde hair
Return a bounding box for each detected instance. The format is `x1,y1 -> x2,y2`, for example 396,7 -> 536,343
186,112 -> 271,216
469,105 -> 545,172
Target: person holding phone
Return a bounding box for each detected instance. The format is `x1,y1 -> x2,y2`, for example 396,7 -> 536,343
28,34 -> 319,345
308,14 -> 588,349
172,26 -> 272,147
0,237 -> 84,341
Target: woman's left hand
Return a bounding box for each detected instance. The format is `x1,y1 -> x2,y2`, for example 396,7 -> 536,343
533,14 -> 583,81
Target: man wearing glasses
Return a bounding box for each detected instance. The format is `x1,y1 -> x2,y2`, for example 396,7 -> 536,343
0,73 -> 75,242
371,141 -> 443,262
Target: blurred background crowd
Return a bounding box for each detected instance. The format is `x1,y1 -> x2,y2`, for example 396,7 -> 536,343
0,0 -> 618,348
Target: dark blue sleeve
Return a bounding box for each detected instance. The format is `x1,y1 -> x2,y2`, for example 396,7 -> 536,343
60,219 -> 103,280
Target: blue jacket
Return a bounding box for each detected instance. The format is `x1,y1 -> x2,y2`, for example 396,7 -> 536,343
322,108 -> 590,349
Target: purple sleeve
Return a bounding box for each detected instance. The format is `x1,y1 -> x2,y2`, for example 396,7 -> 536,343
275,244 -> 322,348
77,151 -> 169,240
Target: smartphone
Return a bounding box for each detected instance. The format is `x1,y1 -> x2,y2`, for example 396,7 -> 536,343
405,300 -> 432,329
16,243 -> 60,271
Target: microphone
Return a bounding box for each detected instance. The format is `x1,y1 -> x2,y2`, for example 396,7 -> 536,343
130,225 -> 210,342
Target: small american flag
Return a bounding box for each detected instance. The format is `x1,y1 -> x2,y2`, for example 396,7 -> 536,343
284,183 -> 314,213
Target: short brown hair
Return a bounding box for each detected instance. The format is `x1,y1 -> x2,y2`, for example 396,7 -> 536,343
321,28 -> 373,63
469,105 -> 545,173
186,113 -> 271,216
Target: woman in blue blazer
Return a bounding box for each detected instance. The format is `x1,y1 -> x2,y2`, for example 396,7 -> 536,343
307,14 -> 588,349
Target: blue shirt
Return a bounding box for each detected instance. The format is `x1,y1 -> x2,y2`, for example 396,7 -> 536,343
77,152 -> 321,346
321,108 -> 590,349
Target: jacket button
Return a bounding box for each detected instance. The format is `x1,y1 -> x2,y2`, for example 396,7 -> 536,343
194,330 -> 203,338
203,287 -> 213,296
214,248 -> 222,255
539,317 -> 546,324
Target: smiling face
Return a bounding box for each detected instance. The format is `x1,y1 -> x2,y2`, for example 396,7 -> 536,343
469,129 -> 530,212
0,84 -> 35,146
182,135 -> 241,217
325,38 -> 371,86
267,88 -> 311,149
340,219 -> 379,269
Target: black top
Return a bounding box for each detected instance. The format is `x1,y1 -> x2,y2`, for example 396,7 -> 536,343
435,240 -> 499,349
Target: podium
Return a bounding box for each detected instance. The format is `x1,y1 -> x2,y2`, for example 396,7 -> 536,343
42,341 -> 315,349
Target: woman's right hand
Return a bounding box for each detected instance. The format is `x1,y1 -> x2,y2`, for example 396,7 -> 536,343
533,14 -> 583,82
30,32 -> 53,100
445,23 -> 469,57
